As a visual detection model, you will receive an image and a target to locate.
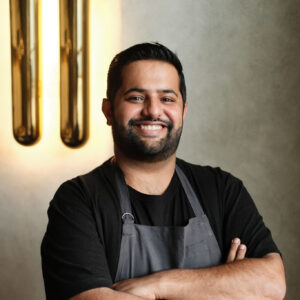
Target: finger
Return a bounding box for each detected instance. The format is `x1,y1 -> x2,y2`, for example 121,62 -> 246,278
113,279 -> 126,290
236,244 -> 247,261
226,238 -> 241,263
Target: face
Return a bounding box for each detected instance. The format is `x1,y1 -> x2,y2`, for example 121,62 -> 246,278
103,59 -> 187,162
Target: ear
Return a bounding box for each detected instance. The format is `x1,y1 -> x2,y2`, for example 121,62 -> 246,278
102,98 -> 113,126
183,101 -> 188,120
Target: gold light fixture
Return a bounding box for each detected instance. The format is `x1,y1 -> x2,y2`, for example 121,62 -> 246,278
10,0 -> 40,145
60,0 -> 89,147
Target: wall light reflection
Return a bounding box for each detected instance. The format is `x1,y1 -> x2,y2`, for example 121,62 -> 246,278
60,0 -> 89,147
8,0 -> 118,158
10,0 -> 40,145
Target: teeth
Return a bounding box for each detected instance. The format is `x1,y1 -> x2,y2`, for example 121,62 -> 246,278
140,124 -> 162,130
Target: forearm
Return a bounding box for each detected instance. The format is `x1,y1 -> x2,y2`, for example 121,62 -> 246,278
70,287 -> 150,300
155,254 -> 286,300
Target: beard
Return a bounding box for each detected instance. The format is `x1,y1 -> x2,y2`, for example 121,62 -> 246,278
111,116 -> 183,162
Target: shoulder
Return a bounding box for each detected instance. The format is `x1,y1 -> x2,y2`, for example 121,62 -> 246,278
176,157 -> 241,189
51,158 -> 117,210
175,159 -> 260,221
176,157 -> 227,177
175,157 -> 247,216
76,157 -> 116,195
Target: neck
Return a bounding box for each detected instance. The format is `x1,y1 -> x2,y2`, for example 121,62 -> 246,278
114,148 -> 176,195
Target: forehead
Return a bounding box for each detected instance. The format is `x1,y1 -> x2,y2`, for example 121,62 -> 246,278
120,60 -> 180,91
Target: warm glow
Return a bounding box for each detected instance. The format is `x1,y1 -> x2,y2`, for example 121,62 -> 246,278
89,0 -> 122,151
0,0 -> 121,178
42,0 -> 60,150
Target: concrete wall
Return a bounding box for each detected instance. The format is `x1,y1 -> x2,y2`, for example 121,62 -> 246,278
0,1 -> 119,299
0,0 -> 299,299
121,1 -> 300,298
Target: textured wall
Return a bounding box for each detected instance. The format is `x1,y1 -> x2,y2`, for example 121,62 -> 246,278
0,0 -> 299,299
120,0 -> 300,299
0,1 -> 119,299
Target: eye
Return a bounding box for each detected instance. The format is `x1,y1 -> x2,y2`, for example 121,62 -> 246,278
161,97 -> 175,103
126,95 -> 144,102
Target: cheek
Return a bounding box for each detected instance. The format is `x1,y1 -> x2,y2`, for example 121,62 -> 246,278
166,107 -> 183,125
114,104 -> 142,122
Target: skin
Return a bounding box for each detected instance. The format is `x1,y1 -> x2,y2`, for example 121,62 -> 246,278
71,240 -> 246,300
112,253 -> 285,300
102,60 -> 187,195
71,59 -> 286,300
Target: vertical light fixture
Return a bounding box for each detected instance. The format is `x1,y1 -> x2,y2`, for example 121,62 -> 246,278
10,0 -> 40,145
60,0 -> 89,147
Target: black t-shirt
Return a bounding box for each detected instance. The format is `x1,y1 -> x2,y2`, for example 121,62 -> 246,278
41,158 -> 279,299
129,171 -> 194,226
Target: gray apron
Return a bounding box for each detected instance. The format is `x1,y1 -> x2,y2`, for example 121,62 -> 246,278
114,165 -> 222,282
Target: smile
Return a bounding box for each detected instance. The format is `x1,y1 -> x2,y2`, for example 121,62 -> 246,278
131,119 -> 170,130
139,124 -> 163,130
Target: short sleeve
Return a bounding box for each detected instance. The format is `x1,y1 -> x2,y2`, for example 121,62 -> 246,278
41,179 -> 113,300
222,174 -> 280,258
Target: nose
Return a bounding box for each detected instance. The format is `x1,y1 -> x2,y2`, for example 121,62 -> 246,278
141,96 -> 162,119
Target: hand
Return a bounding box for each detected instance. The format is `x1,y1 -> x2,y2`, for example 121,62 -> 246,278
226,237 -> 247,263
113,273 -> 160,300
114,238 -> 247,299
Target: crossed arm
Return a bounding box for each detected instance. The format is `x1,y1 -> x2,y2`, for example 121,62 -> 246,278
70,238 -> 286,300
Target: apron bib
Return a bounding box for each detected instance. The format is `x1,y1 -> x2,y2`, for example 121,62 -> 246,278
114,165 -> 222,282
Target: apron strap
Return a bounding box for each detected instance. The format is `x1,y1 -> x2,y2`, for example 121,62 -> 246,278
175,165 -> 205,217
114,166 -> 134,224
114,163 -> 205,223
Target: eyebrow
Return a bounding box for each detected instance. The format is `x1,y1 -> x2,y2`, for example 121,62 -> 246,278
162,89 -> 178,97
124,88 -> 178,97
124,88 -> 146,95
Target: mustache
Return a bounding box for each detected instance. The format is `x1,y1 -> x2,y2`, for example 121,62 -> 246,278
128,117 -> 173,130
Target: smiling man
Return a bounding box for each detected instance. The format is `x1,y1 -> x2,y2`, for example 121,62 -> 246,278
41,43 -> 286,300
108,59 -> 186,167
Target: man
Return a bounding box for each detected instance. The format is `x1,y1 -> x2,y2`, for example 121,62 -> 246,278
41,43 -> 286,299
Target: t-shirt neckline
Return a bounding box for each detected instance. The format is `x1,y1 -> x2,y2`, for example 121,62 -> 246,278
127,172 -> 179,201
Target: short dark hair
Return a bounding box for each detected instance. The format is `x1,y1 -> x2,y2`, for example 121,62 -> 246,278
106,42 -> 186,106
